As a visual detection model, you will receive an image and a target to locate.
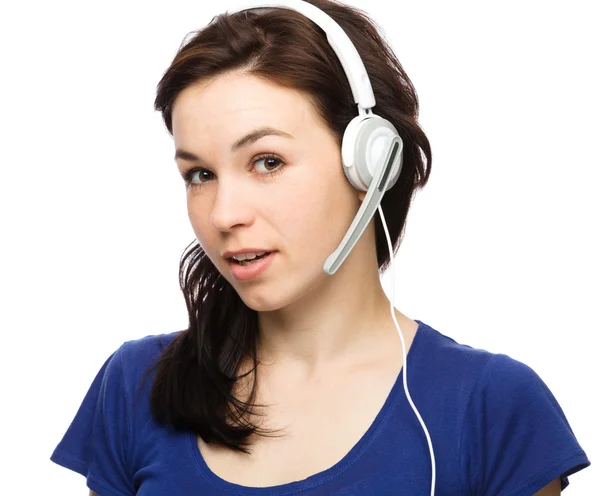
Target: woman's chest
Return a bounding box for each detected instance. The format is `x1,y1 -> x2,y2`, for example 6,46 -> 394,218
196,362 -> 402,487
134,362 -> 465,494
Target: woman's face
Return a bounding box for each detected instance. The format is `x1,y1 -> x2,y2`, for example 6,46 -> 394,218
172,71 -> 363,311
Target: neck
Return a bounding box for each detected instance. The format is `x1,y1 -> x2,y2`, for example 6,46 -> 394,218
255,250 -> 406,376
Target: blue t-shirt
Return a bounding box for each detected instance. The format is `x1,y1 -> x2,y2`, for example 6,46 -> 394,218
50,320 -> 590,495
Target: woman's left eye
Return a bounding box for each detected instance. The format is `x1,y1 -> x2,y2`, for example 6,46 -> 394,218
253,154 -> 284,174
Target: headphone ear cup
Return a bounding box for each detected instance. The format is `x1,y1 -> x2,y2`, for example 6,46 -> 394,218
341,114 -> 403,192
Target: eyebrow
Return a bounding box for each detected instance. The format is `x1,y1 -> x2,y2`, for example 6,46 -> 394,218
174,126 -> 294,162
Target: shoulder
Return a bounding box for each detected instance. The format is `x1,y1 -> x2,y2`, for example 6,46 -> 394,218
417,321 -> 565,417
417,320 -> 543,382
415,325 -> 592,494
114,329 -> 184,394
118,329 -> 183,364
415,321 -> 506,387
50,329 -> 184,492
415,322 -> 589,493
117,330 -> 183,372
475,351 -> 546,397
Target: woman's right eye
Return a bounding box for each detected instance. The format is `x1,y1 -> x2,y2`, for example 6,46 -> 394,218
182,168 -> 212,188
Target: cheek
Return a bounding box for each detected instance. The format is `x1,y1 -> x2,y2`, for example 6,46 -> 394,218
187,200 -> 202,230
186,200 -> 213,247
271,170 -> 357,253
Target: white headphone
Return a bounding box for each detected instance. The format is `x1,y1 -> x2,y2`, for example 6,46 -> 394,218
225,1 -> 435,494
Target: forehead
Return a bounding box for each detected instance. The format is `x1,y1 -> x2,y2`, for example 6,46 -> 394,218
172,72 -> 314,138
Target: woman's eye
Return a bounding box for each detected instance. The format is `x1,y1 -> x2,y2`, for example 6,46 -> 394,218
185,169 -> 212,186
254,155 -> 284,173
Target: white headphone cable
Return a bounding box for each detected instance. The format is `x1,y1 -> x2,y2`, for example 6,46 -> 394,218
378,203 -> 436,495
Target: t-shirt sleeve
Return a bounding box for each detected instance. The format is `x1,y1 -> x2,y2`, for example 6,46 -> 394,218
459,353 -> 590,495
50,343 -> 135,496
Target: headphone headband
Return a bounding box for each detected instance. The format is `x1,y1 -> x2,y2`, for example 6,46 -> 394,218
227,0 -> 376,110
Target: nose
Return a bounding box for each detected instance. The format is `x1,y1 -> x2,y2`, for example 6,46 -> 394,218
209,178 -> 255,232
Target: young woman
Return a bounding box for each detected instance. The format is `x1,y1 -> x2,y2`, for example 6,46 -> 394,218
50,0 -> 590,494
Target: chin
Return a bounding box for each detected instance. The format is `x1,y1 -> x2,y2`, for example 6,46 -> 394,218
233,277 -> 300,313
237,293 -> 286,313
238,275 -> 328,314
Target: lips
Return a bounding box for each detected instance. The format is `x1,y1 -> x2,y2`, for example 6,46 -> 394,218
230,252 -> 271,264
231,251 -> 271,262
222,249 -> 274,260
228,251 -> 276,281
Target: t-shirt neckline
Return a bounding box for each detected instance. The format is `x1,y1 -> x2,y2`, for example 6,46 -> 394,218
187,319 -> 428,495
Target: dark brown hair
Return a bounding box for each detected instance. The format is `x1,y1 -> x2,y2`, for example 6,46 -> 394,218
142,0 -> 432,454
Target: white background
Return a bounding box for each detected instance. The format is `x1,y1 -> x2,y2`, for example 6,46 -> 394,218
1,0 -> 597,494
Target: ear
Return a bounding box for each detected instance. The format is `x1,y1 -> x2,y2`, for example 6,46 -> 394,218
358,190 -> 367,202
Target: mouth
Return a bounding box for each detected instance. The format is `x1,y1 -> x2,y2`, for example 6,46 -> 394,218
228,251 -> 273,266
227,251 -> 277,281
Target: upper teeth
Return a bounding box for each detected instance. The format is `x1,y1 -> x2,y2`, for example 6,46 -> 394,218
232,252 -> 267,261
